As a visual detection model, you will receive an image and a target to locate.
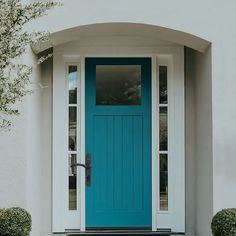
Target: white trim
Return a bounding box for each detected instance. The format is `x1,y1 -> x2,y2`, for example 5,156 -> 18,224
80,57 -> 86,231
171,49 -> 185,232
159,151 -> 168,154
53,52 -> 67,232
66,61 -> 81,230
159,104 -> 168,107
53,56 -> 82,232
155,52 -> 185,231
53,44 -> 185,233
151,55 -> 158,231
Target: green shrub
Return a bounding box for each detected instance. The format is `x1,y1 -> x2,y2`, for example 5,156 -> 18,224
0,207 -> 31,236
211,208 -> 236,236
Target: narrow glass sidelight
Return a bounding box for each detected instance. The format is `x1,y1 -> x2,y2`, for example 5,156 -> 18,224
69,66 -> 78,104
69,154 -> 77,210
68,65 -> 78,211
159,154 -> 168,211
69,107 -> 77,151
159,66 -> 168,104
159,107 -> 168,151
158,65 -> 168,211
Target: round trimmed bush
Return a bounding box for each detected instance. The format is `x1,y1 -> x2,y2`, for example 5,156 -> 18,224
211,208 -> 236,236
0,207 -> 31,236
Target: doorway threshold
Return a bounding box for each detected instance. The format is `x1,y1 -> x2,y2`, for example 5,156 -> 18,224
66,229 -> 185,236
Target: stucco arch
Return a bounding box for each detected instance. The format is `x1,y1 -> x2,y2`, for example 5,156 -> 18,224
33,23 -> 210,53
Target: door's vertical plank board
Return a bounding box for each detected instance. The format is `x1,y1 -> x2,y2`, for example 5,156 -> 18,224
106,116 -> 114,210
133,116 -> 144,211
122,116 -> 134,211
93,116 -> 107,211
114,116 -> 123,210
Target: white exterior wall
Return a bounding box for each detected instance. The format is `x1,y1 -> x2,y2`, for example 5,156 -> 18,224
185,47 -> 213,236
25,51 -> 54,236
212,38 -> 236,212
0,48 -> 53,236
0,104 -> 27,209
1,0 -> 236,235
194,47 -> 213,236
185,48 -> 197,236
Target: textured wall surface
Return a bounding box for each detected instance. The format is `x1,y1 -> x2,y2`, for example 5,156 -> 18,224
1,1 -> 236,235
185,47 -> 213,236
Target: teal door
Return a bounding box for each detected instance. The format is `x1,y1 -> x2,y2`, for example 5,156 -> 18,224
85,58 -> 151,228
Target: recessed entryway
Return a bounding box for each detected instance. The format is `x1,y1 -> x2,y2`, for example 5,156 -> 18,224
52,35 -> 185,233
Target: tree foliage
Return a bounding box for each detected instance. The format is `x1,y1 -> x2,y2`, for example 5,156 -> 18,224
0,0 -> 59,129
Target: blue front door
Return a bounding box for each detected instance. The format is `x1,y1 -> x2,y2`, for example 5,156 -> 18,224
85,58 -> 151,228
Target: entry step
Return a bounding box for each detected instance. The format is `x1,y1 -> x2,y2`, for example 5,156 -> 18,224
66,230 -> 184,236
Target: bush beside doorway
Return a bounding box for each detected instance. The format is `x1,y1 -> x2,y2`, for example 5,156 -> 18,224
0,207 -> 31,236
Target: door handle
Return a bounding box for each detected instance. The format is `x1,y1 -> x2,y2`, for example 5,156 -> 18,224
85,153 -> 91,186
71,163 -> 87,169
71,153 -> 91,186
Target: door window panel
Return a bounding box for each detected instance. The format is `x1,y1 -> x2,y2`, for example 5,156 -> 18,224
96,65 -> 141,105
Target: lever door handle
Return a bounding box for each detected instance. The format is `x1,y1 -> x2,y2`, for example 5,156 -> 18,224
70,153 -> 91,186
71,163 -> 88,169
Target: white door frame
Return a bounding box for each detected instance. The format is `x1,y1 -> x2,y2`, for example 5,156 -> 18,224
53,45 -> 185,233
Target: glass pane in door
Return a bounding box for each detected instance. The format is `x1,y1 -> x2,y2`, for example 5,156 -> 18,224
96,65 -> 141,105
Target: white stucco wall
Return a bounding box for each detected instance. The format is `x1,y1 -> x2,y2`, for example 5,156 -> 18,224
194,47 -> 213,236
185,47 -> 213,236
212,37 -> 236,212
0,48 -> 37,210
185,48 -> 197,236
1,0 -> 236,235
25,50 -> 53,236
0,103 -> 27,209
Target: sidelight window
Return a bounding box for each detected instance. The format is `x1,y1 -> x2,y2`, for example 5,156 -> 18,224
159,66 -> 168,211
68,65 -> 78,210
